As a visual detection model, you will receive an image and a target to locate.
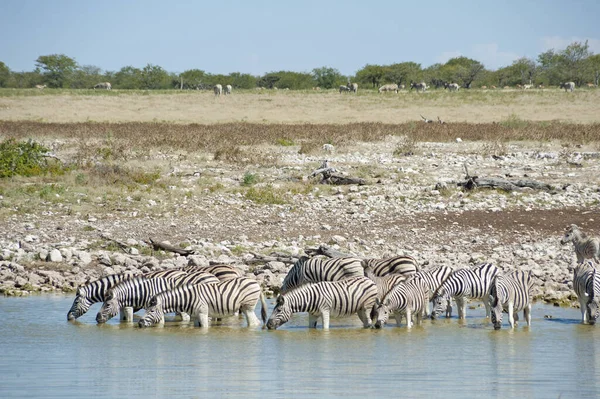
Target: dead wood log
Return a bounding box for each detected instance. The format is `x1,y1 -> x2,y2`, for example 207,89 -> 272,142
147,238 -> 194,256
304,245 -> 355,258
322,174 -> 366,185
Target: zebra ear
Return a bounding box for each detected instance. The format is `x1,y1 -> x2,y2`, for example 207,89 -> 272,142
375,298 -> 381,307
384,298 -> 391,307
276,295 -> 285,306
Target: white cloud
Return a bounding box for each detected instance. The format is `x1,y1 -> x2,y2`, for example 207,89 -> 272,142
435,51 -> 462,64
436,44 -> 520,69
541,36 -> 600,53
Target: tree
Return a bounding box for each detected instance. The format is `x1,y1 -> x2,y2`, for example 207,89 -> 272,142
560,41 -> 592,86
585,54 -> 600,87
71,65 -> 103,89
0,61 -> 9,87
311,66 -> 343,89
179,69 -> 207,89
140,64 -> 170,89
355,64 -> 385,88
383,62 -> 422,86
230,72 -> 257,89
444,57 -> 485,88
35,54 -> 78,88
114,66 -> 142,89
537,50 -> 563,85
510,57 -> 537,85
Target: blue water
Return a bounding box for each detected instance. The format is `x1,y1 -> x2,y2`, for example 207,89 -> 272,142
0,295 -> 598,398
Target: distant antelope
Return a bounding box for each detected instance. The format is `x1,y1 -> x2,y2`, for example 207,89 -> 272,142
379,83 -> 399,93
503,86 -> 510,89
93,82 -> 111,90
480,85 -> 487,89
523,84 -> 533,90
538,84 -> 544,89
35,84 -> 46,90
491,85 -> 497,89
587,83 -> 596,88
516,84 -> 522,89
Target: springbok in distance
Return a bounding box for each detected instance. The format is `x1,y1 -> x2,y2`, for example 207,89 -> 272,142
35,84 -> 46,90
224,84 -> 232,95
559,82 -> 575,92
522,84 -> 533,90
399,84 -> 406,90
538,84 -> 544,89
503,86 -> 510,89
214,84 -> 223,96
491,85 -> 497,89
94,82 -> 111,90
587,83 -> 596,88
481,85 -> 487,89
445,83 -> 460,91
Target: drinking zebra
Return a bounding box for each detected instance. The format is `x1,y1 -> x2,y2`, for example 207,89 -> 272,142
490,270 -> 534,330
362,255 -> 420,278
67,269 -> 187,321
280,256 -> 364,294
413,265 -> 454,317
266,276 -> 377,330
573,261 -> 600,325
560,224 -> 600,264
372,275 -> 430,328
138,277 -> 266,328
431,262 -> 500,319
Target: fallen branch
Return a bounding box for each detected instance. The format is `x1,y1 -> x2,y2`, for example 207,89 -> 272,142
147,238 -> 194,256
305,245 -> 355,258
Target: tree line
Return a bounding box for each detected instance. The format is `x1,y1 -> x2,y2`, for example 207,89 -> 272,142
0,41 -> 598,91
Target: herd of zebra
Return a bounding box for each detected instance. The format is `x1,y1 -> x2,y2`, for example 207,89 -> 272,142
66,224 -> 600,331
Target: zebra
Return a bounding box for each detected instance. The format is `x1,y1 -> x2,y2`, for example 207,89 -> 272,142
180,264 -> 243,281
413,265 -> 454,317
350,83 -> 358,93
214,84 -> 223,96
93,82 -> 111,90
139,277 -> 266,328
445,83 -> 460,91
431,262 -> 500,320
362,255 -> 420,279
378,84 -> 399,93
96,275 -> 190,323
410,82 -> 427,92
339,85 -> 351,93
372,275 -> 430,328
280,256 -> 364,294
490,270 -> 534,329
35,84 -> 46,90
559,82 -> 575,92
560,224 -> 600,264
224,84 -> 232,95
66,269 -> 188,320
266,276 -> 378,330
573,261 -> 600,324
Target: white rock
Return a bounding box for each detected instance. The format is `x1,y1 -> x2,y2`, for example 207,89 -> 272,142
46,249 -> 63,263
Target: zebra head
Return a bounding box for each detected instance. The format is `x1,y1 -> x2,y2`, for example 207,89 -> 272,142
431,289 -> 449,319
96,291 -> 119,324
490,283 -> 504,330
67,286 -> 92,320
560,225 -> 579,245
373,298 -> 391,329
138,296 -> 164,328
266,295 -> 292,330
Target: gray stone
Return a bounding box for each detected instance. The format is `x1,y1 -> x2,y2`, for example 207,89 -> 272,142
47,249 -> 63,263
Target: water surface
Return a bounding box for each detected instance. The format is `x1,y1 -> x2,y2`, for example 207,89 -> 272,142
0,295 -> 598,398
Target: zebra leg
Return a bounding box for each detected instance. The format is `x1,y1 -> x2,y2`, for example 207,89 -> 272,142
579,298 -> 588,323
415,309 -> 423,326
508,302 -> 515,328
308,314 -> 319,328
394,312 -> 403,326
446,300 -> 452,318
484,299 -> 491,319
406,309 -> 413,328
242,306 -> 261,327
196,306 -> 210,328
356,308 -> 372,328
456,298 -> 465,319
120,307 -> 134,322
177,312 -> 191,322
322,311 -> 330,330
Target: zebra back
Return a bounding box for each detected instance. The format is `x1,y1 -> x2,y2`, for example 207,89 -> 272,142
181,264 -> 243,281
281,256 -> 364,294
109,276 -> 180,309
574,262 -> 598,303
412,265 -> 453,299
174,271 -> 219,286
371,274 -> 407,300
362,255 -> 419,278
144,269 -> 188,280
491,270 -> 533,312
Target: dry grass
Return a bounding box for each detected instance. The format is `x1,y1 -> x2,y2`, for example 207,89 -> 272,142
1,88 -> 600,124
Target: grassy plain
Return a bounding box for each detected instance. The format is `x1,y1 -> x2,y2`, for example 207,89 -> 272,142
0,87 -> 599,124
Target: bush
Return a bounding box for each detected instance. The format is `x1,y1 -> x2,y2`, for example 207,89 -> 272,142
0,139 -> 58,177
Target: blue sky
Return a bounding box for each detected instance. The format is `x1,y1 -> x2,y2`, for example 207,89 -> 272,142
1,0 -> 599,76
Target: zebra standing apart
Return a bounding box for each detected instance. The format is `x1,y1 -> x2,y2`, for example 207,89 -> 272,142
266,276 -> 377,330
559,82 -> 575,92
67,269 -> 187,320
224,84 -> 232,95
96,275 -> 192,323
561,224 -> 600,264
573,261 -> 600,324
372,275 -> 430,328
280,256 -> 364,294
431,262 -> 500,320
139,277 -> 266,328
490,270 -> 534,330
214,84 -> 223,96
362,255 -> 420,279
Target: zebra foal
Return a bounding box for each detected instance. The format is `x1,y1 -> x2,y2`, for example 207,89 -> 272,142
573,261 -> 600,325
139,277 -> 266,328
372,275 -> 430,328
431,263 -> 500,320
561,224 -> 600,264
266,276 -> 378,330
280,256 -> 364,294
490,270 -> 534,330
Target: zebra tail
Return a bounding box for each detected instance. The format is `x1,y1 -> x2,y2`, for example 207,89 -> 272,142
260,291 -> 268,327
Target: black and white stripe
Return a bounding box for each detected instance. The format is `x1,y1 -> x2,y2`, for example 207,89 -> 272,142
573,261 -> 600,325
139,277 -> 266,328
431,263 -> 500,319
490,270 -> 534,329
413,265 -> 454,317
281,256 -> 364,294
96,274 -> 188,323
372,275 -> 430,328
181,264 -> 243,281
266,276 -> 378,330
561,224 -> 600,264
362,255 -> 420,279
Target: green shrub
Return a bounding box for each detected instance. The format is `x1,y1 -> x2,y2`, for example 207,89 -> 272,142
0,139 -> 66,178
245,185 -> 286,204
242,172 -> 258,186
